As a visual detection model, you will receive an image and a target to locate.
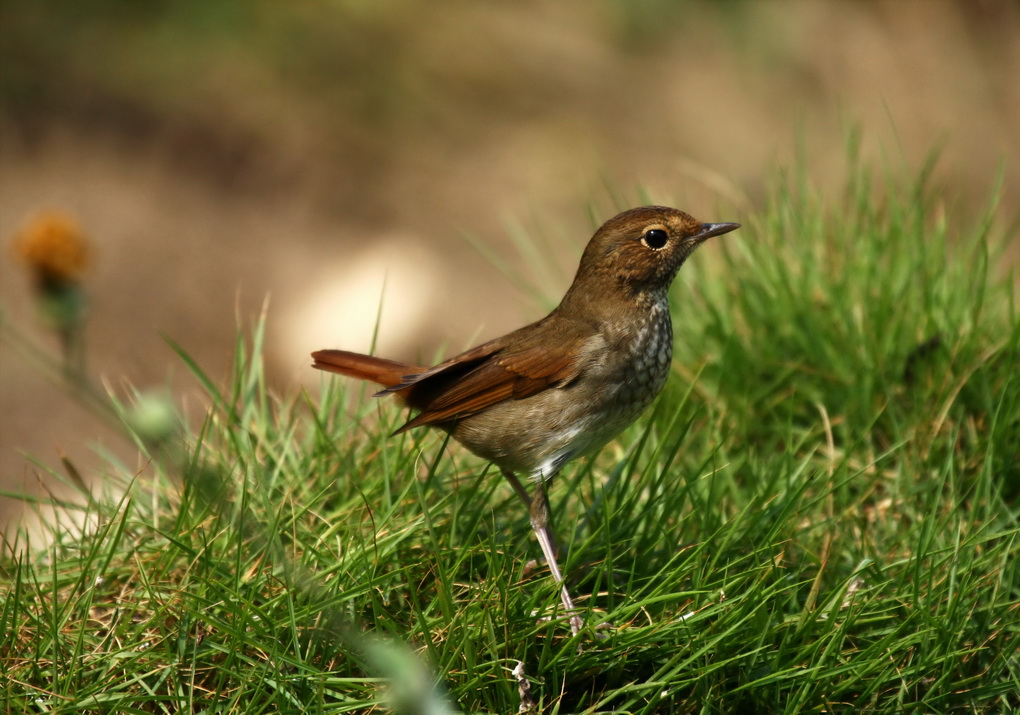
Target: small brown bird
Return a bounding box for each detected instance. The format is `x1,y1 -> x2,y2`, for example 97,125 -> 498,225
313,206 -> 739,635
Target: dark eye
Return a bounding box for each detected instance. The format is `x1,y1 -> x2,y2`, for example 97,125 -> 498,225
641,228 -> 669,249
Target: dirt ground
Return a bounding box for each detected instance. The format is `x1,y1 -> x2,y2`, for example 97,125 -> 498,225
2,1 -> 1018,531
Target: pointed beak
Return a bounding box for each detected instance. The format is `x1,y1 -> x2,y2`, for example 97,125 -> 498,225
694,222 -> 741,243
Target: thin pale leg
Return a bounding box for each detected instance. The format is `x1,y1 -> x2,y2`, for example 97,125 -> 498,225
500,469 -> 533,508
500,469 -> 583,635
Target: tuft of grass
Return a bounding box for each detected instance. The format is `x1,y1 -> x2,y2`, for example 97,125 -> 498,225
2,158 -> 1018,713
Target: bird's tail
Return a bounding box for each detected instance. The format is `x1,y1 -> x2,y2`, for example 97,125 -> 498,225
311,349 -> 423,389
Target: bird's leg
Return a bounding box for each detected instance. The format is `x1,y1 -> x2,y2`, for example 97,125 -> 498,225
501,469 -> 582,635
531,481 -> 584,636
500,468 -> 533,509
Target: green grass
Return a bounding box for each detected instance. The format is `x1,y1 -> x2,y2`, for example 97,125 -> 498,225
2,158 -> 1018,713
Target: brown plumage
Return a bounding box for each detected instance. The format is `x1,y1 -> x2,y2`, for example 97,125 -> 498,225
313,206 -> 740,635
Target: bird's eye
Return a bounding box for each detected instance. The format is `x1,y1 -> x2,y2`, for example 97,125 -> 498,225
641,228 -> 669,250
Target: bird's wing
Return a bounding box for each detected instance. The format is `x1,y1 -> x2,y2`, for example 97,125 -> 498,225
387,318 -> 595,433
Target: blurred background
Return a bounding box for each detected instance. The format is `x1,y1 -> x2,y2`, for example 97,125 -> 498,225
2,0 -> 1018,528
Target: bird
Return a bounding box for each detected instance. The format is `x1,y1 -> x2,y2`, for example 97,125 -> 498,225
312,206 -> 740,635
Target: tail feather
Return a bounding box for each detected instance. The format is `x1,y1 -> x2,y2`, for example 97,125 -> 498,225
311,349 -> 424,389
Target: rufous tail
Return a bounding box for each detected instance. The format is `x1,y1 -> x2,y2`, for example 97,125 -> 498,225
311,349 -> 423,389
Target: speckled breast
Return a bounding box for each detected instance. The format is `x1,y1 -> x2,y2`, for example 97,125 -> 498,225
595,298 -> 674,438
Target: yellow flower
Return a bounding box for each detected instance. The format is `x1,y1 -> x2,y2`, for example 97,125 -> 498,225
13,211 -> 90,286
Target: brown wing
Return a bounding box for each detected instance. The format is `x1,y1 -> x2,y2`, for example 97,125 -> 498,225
385,316 -> 595,433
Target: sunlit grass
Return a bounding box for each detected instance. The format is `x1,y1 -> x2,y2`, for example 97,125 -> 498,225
2,158 -> 1018,713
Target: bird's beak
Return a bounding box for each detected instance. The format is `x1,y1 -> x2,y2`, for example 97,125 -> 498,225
694,222 -> 741,243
